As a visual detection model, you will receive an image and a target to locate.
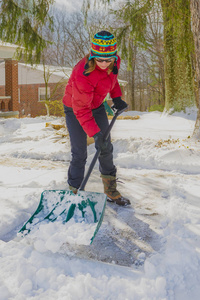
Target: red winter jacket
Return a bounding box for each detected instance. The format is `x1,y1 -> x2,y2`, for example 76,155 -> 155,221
62,55 -> 122,137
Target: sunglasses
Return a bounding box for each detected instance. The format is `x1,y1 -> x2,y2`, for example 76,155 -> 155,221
95,58 -> 114,63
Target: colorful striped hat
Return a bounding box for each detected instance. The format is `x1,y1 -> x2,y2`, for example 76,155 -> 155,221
89,31 -> 118,61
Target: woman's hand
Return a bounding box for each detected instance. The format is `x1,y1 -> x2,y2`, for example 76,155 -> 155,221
112,97 -> 128,111
93,131 -> 108,151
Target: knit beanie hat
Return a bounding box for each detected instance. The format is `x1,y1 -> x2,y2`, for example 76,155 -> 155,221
89,30 -> 118,61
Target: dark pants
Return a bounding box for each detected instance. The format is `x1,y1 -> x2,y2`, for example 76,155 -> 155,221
64,104 -> 116,188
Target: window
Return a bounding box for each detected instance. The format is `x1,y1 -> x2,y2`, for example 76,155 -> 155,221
38,87 -> 50,101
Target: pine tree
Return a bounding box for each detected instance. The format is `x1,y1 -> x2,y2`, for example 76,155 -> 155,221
161,0 -> 195,112
0,0 -> 54,63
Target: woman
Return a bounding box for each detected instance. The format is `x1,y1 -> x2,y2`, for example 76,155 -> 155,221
63,30 -> 130,206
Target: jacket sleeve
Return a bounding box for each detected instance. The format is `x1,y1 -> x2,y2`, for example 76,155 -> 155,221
72,75 -> 100,137
109,80 -> 122,99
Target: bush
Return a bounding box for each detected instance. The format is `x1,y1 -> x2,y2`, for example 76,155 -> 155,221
47,100 -> 65,116
148,104 -> 164,112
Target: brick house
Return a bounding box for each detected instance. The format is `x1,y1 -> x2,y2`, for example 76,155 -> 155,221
0,60 -> 72,117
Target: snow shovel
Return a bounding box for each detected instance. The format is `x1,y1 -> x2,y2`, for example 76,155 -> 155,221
19,107 -> 126,243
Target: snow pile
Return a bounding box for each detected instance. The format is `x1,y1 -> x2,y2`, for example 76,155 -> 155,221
114,137 -> 200,174
0,118 -> 22,135
29,220 -> 96,252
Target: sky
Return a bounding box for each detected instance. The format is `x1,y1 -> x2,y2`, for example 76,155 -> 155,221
54,0 -> 84,11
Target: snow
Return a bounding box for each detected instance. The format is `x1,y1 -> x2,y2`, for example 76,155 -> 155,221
0,110 -> 200,299
20,190 -> 106,247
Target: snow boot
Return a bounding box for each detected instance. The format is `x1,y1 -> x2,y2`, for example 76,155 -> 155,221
101,174 -> 131,206
69,185 -> 78,194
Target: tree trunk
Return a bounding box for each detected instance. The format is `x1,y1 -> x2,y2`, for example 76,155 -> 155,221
130,45 -> 137,110
191,0 -> 200,137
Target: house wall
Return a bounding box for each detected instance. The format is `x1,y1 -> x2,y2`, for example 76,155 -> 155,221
0,81 -> 67,117
0,60 -> 70,117
0,86 -> 4,95
18,81 -> 67,117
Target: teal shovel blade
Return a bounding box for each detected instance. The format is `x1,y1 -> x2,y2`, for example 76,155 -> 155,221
19,190 -> 107,244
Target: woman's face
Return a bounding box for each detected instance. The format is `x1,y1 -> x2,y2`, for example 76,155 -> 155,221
95,57 -> 114,69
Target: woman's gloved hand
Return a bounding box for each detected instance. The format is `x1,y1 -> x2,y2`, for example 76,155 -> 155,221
112,97 -> 128,111
93,131 -> 108,151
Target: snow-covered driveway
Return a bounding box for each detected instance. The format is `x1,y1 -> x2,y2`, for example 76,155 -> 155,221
0,111 -> 200,299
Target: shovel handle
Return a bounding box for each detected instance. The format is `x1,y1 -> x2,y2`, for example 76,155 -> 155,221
79,107 -> 127,191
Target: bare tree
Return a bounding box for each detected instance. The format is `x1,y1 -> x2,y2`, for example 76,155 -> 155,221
42,9 -> 90,67
42,7 -> 113,67
38,7 -> 115,115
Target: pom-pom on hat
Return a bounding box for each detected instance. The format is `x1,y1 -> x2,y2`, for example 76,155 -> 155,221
89,30 -> 118,61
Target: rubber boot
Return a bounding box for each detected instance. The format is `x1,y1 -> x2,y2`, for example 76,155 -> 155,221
69,185 -> 78,194
101,174 -> 130,206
